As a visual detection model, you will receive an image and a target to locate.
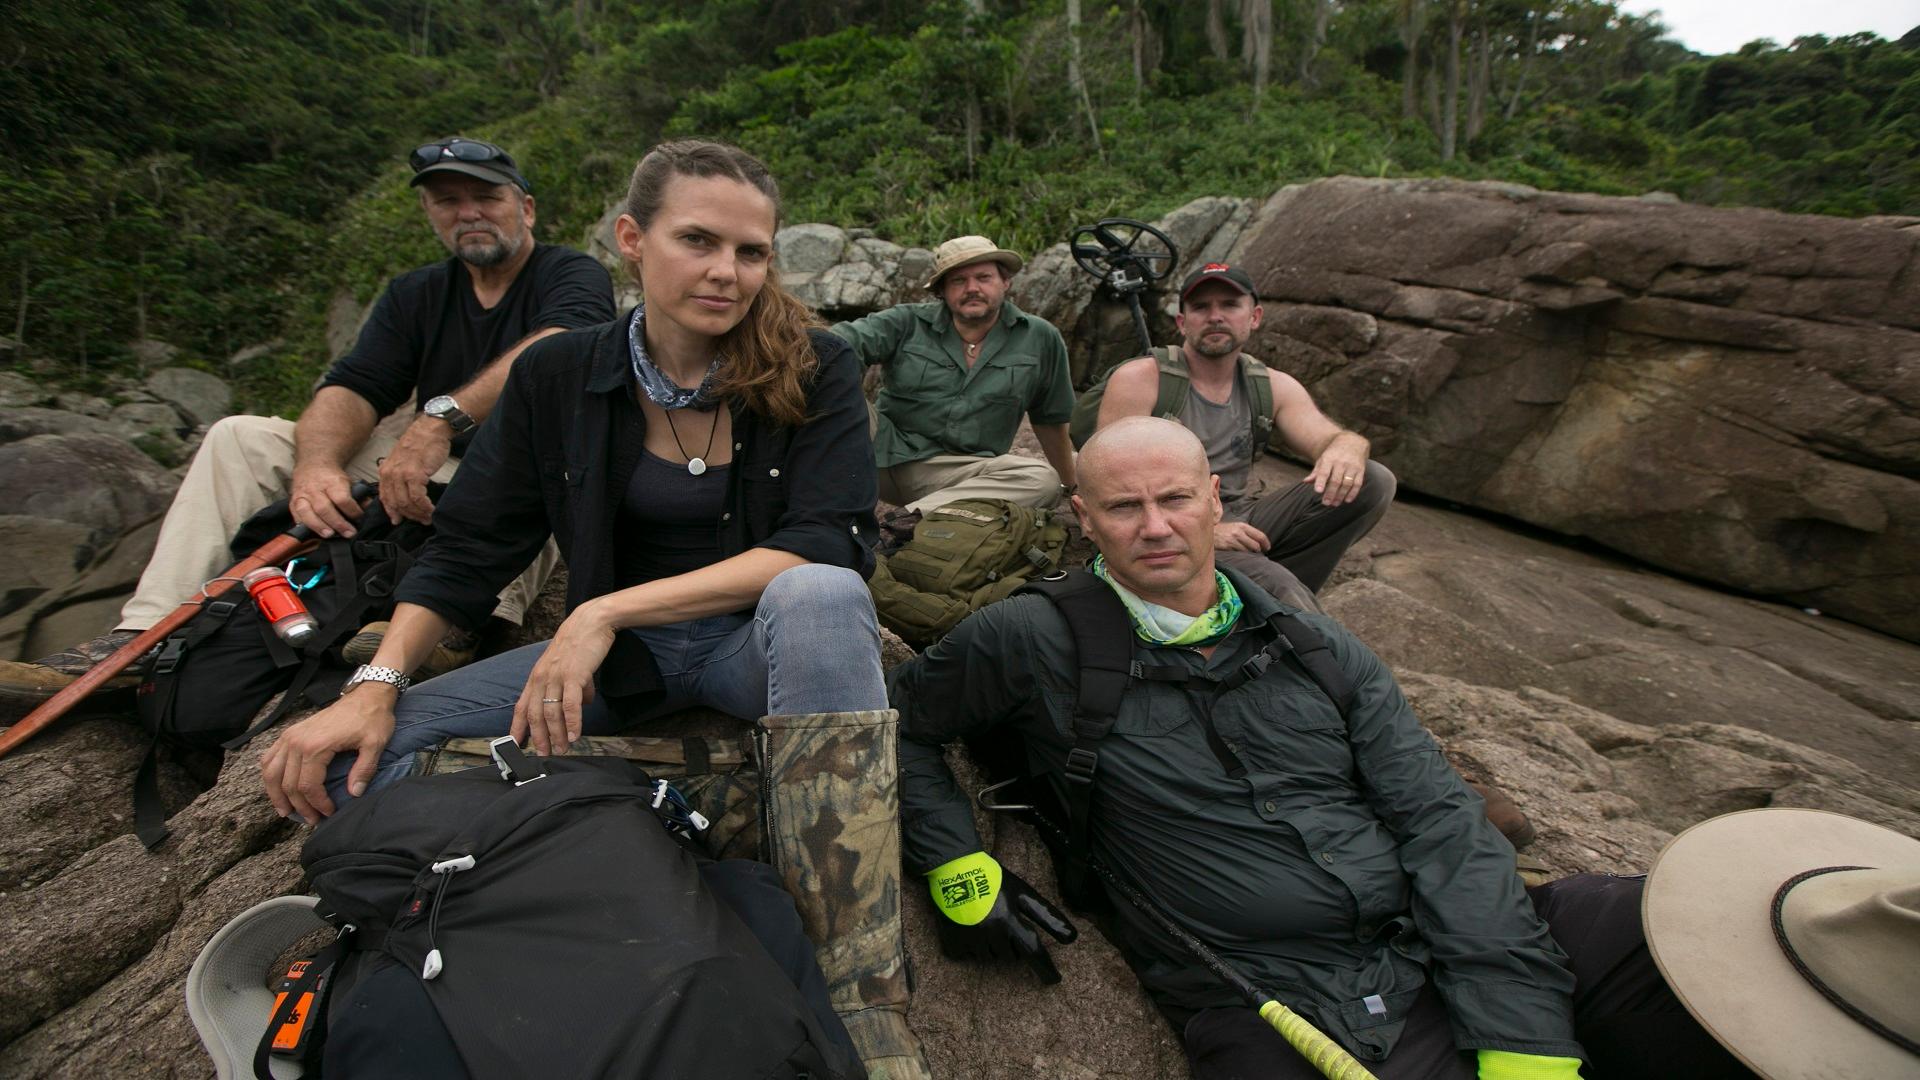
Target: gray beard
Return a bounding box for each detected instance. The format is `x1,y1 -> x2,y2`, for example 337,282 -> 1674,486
447,227 -> 523,268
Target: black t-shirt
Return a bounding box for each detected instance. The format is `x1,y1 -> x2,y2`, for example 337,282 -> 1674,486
615,447 -> 730,587
318,243 -> 615,453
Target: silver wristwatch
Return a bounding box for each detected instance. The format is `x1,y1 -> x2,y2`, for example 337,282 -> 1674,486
341,664 -> 412,697
422,394 -> 476,435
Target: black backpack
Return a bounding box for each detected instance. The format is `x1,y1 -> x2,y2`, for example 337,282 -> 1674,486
276,750 -> 859,1080
132,495 -> 436,849
971,570 -> 1354,911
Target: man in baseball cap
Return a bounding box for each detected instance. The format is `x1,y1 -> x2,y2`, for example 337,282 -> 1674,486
0,137 -> 612,716
1076,261 -> 1394,611
831,235 -> 1077,532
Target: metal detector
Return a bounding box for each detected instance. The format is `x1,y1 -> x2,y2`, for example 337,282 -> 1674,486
1068,217 -> 1180,358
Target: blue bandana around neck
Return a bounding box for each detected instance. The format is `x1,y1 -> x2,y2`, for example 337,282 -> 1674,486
627,304 -> 723,411
1089,555 -> 1244,647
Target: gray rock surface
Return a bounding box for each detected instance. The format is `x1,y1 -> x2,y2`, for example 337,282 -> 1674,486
0,407 -> 127,444
775,223 -> 851,275
0,434 -> 179,534
0,372 -> 48,408
146,367 -> 233,428
0,516 -> 95,617
0,513 -> 163,664
1010,179 -> 1920,641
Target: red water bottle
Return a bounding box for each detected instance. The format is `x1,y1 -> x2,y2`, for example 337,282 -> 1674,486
244,567 -> 319,646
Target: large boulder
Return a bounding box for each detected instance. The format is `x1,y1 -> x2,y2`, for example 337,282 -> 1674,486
1011,181 -> 1920,640
145,368 -> 232,429
0,435 -> 179,534
0,407 -> 127,444
1228,177 -> 1920,641
0,516 -> 96,617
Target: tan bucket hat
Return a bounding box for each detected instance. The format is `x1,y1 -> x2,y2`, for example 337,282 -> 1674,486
1642,808 -> 1920,1079
925,235 -> 1024,290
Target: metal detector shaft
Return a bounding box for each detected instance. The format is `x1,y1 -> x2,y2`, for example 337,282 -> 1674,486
1124,293 -> 1153,357
979,788 -> 1379,1080
0,481 -> 379,762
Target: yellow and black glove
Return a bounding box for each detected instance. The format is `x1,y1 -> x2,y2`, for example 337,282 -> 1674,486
928,851 -> 1078,984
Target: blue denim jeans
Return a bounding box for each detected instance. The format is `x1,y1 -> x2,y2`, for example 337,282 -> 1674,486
324,564 -> 886,807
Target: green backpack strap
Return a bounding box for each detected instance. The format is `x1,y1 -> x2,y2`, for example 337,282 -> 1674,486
1237,353 -> 1276,450
1149,346 -> 1190,420
1069,347 -> 1192,449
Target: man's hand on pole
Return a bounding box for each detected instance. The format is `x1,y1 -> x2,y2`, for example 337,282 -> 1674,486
929,851 -> 1078,984
289,464 -> 364,538
378,417 -> 452,525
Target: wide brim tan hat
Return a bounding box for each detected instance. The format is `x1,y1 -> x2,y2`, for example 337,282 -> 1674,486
1643,808 -> 1920,1080
925,235 -> 1024,290
186,895 -> 330,1079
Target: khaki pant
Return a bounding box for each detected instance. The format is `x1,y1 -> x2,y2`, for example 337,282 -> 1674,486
878,453 -> 1063,514
117,414 -> 557,630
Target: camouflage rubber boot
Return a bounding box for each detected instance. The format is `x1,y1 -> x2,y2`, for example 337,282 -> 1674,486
756,709 -> 931,1080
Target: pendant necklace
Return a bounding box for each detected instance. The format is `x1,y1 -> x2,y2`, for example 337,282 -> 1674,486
664,407 -> 719,476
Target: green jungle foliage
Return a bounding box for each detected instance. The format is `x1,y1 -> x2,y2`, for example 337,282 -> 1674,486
2,0 -> 1914,415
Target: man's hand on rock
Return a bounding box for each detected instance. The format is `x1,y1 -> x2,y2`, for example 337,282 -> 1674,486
261,684 -> 398,822
289,464 -> 363,539
1214,520 -> 1271,553
1305,433 -> 1370,507
378,417 -> 452,525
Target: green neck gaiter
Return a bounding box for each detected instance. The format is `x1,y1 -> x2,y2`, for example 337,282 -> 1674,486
1090,556 -> 1243,647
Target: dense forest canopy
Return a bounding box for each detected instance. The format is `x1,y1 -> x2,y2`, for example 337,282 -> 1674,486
2,0 -> 1915,413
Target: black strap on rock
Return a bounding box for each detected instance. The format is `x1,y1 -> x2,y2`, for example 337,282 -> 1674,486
1015,571 -> 1357,904
134,597 -> 244,849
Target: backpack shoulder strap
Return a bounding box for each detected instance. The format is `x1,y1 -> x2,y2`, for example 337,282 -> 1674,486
1264,610 -> 1353,720
1238,353 -> 1276,449
1150,346 -> 1191,421
1012,571 -> 1133,903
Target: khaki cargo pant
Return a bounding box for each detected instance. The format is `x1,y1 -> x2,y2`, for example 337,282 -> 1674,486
879,452 -> 1063,514
116,414 -> 557,631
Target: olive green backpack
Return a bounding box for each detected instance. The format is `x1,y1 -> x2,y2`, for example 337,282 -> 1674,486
868,498 -> 1070,647
1068,346 -> 1275,450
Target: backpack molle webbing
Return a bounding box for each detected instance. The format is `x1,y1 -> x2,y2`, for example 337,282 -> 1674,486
869,498 -> 1069,647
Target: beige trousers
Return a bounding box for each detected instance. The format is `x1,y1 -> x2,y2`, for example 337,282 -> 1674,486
117,414 -> 558,630
877,453 -> 1063,514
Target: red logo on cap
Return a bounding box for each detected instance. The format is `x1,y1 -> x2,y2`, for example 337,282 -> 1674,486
1203,263 -> 1232,272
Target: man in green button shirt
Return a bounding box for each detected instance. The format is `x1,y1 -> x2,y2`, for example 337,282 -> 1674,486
831,235 -> 1078,517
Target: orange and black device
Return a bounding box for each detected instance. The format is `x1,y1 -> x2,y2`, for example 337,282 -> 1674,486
268,957 -> 330,1056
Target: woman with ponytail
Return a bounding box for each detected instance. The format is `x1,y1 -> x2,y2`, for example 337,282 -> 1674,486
261,140 -> 920,1071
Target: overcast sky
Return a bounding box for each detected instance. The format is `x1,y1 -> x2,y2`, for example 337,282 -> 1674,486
1616,0 -> 1917,55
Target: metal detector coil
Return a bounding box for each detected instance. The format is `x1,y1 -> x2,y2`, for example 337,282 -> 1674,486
1067,217 -> 1179,360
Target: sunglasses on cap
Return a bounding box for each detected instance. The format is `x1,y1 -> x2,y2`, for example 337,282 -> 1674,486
408,138 -> 531,191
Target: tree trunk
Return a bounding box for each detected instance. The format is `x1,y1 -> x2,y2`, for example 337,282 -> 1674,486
1207,0 -> 1231,61
1440,0 -> 1462,161
1067,0 -> 1104,156
1297,0 -> 1331,87
14,260 -> 27,344
965,0 -> 985,173
1241,0 -> 1272,103
1504,3 -> 1544,120
1465,25 -> 1489,145
1131,0 -> 1147,100
1400,0 -> 1425,120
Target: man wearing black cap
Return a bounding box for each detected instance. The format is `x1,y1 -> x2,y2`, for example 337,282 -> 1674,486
1091,263 -> 1394,609
0,138 -> 614,705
